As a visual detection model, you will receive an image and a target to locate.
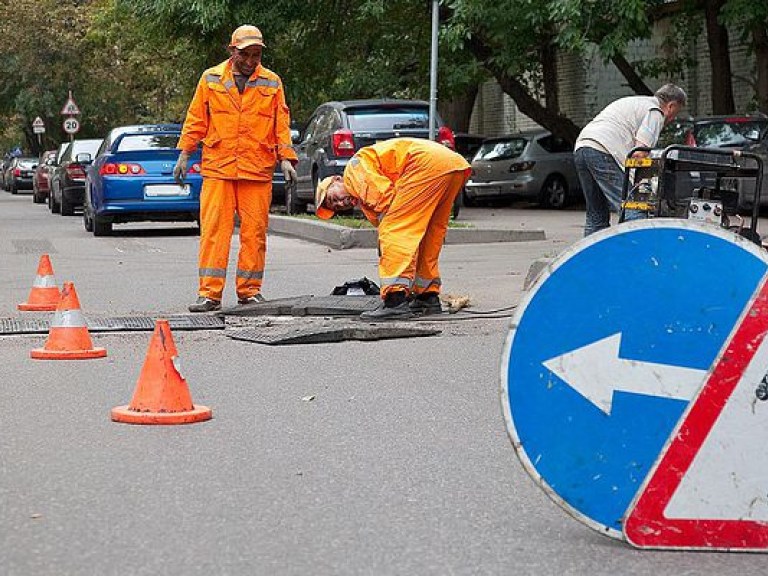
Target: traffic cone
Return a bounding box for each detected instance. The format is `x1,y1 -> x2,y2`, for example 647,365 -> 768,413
18,254 -> 61,311
30,281 -> 107,360
111,319 -> 212,425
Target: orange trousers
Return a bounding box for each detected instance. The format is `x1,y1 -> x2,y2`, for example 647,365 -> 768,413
197,178 -> 271,301
377,169 -> 468,299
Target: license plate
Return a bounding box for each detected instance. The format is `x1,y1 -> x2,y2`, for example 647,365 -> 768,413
144,184 -> 191,198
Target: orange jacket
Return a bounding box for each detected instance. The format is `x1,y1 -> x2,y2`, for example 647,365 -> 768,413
343,138 -> 470,224
178,59 -> 297,181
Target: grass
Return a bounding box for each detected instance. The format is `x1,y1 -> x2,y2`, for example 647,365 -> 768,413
285,213 -> 473,229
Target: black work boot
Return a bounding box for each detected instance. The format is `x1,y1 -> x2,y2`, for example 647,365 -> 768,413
238,293 -> 266,305
188,297 -> 221,313
359,291 -> 413,321
409,292 -> 442,316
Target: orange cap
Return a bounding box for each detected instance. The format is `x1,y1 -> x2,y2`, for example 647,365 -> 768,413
315,176 -> 336,220
229,25 -> 266,49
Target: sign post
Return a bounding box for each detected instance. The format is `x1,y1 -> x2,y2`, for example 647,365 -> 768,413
61,91 -> 81,142
32,116 -> 45,148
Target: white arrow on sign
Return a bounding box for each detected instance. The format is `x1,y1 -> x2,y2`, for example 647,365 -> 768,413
543,333 -> 707,415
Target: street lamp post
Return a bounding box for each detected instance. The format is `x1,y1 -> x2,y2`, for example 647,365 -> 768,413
428,0 -> 439,141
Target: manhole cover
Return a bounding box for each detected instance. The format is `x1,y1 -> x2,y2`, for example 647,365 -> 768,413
0,314 -> 224,335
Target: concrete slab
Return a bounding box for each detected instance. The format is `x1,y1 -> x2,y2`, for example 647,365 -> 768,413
221,295 -> 380,317
226,320 -> 440,345
268,215 -> 545,249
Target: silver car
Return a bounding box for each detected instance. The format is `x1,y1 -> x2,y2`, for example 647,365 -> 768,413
463,131 -> 581,209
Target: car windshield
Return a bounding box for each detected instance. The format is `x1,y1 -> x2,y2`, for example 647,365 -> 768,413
17,158 -> 36,169
116,134 -> 180,152
346,107 -> 430,131
474,138 -> 528,161
694,119 -> 767,147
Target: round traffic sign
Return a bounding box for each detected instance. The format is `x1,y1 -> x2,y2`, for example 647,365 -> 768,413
63,117 -> 80,134
500,220 -> 768,538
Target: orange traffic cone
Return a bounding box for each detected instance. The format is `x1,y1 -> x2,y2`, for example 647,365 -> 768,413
30,281 -> 107,360
111,319 -> 212,425
18,254 -> 61,311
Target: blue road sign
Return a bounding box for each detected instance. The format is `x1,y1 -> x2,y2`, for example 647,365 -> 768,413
501,220 -> 768,537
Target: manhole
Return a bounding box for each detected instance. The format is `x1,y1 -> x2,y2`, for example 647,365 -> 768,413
0,314 -> 224,335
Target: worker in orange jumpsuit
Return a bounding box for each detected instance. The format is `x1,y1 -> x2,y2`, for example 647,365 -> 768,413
175,25 -> 298,313
315,138 -> 470,320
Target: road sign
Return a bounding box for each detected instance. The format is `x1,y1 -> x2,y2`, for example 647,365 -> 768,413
625,276 -> 768,550
63,117 -> 80,135
32,116 -> 45,134
61,94 -> 80,116
501,220 -> 768,537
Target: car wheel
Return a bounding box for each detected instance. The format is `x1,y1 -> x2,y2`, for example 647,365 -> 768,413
462,187 -> 478,207
539,175 -> 568,209
33,188 -> 45,204
61,196 -> 74,216
83,207 -> 94,232
93,216 -> 112,237
285,181 -> 303,215
451,193 -> 461,220
10,182 -> 17,195
50,187 -> 61,213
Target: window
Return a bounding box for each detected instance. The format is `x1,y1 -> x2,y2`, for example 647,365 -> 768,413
474,138 -> 528,161
116,134 -> 180,152
345,106 -> 430,132
537,135 -> 573,154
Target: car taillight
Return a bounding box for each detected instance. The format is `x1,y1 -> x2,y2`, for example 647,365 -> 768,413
66,165 -> 86,180
98,163 -> 146,176
332,129 -> 355,157
509,161 -> 536,173
13,168 -> 20,176
437,126 -> 455,149
188,163 -> 201,173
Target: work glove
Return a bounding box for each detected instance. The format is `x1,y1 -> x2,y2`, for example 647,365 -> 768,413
173,151 -> 190,186
281,159 -> 297,185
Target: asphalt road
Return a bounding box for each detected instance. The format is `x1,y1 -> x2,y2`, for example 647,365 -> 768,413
0,191 -> 765,575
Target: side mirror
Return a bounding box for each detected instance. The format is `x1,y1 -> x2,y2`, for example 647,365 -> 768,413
75,152 -> 92,164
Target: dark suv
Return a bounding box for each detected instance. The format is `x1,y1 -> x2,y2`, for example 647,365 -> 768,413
288,99 -> 455,214
49,138 -> 102,215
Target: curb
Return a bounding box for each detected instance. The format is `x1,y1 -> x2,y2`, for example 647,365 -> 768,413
268,215 -> 546,249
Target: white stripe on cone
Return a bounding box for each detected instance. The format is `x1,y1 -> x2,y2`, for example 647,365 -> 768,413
32,274 -> 57,288
50,308 -> 87,328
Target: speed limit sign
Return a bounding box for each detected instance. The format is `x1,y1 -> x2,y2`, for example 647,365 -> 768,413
63,117 -> 80,134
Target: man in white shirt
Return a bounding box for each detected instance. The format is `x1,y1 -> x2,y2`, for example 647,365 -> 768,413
574,84 -> 687,236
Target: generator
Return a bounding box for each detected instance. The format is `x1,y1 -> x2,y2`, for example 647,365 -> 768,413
619,145 -> 764,244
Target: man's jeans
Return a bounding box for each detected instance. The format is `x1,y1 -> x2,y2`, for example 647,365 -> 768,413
574,147 -> 644,236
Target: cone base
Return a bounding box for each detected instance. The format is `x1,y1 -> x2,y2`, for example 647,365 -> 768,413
111,404 -> 212,425
18,302 -> 58,311
31,347 -> 107,360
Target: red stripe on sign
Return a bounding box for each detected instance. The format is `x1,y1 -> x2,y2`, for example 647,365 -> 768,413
624,275 -> 768,550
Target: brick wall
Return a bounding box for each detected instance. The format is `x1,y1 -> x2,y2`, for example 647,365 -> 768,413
469,16 -> 758,137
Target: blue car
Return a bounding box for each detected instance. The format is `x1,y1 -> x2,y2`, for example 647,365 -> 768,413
83,124 -> 202,236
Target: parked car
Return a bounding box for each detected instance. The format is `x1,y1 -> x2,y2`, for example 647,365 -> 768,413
654,115 -> 768,207
454,133 -> 486,162
5,156 -> 38,194
32,150 -> 57,203
721,128 -> 768,209
289,99 -> 455,214
270,127 -> 301,207
463,131 -> 580,208
49,139 -> 102,215
83,124 -> 202,236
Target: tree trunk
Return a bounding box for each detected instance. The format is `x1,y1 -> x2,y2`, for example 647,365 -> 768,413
541,38 -> 559,113
754,24 -> 768,113
611,54 -> 652,95
438,84 -> 479,134
704,0 -> 735,114
466,35 -> 582,142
